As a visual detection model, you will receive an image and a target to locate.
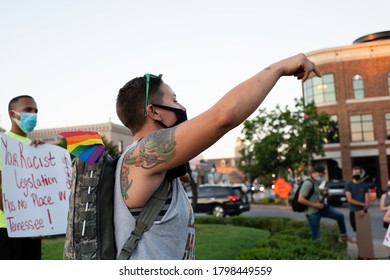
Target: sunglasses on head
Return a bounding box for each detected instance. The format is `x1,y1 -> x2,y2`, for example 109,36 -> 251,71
144,73 -> 159,117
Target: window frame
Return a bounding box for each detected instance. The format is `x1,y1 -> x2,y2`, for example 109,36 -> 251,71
350,114 -> 374,142
352,74 -> 365,99
303,73 -> 336,105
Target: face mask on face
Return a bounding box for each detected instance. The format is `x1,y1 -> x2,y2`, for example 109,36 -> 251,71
151,104 -> 188,179
12,111 -> 37,134
316,176 -> 324,183
152,104 -> 187,128
352,175 -> 361,181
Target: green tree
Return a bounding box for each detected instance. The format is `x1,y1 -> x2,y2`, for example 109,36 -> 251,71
239,98 -> 337,185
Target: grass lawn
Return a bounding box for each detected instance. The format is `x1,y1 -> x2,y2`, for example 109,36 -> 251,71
42,224 -> 269,260
42,236 -> 65,260
195,223 -> 269,260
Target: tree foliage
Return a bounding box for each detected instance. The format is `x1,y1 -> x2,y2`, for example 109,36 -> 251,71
238,98 -> 338,184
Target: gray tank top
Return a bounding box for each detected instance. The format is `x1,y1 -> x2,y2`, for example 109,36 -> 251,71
385,193 -> 390,207
114,142 -> 195,260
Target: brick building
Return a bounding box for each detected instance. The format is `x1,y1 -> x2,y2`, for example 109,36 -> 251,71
304,31 -> 390,191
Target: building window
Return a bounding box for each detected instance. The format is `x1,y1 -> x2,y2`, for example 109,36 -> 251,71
303,73 -> 336,105
385,113 -> 390,140
350,114 -> 374,142
388,72 -> 390,95
352,74 -> 365,99
324,115 -> 339,143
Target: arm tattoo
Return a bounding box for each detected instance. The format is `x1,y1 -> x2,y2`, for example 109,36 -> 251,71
121,127 -> 177,199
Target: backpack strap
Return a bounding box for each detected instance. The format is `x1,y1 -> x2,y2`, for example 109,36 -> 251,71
305,178 -> 316,199
117,175 -> 171,260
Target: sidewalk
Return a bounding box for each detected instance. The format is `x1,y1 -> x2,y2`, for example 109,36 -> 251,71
347,240 -> 388,260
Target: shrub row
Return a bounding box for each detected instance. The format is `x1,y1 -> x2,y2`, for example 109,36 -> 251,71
195,216 -> 350,260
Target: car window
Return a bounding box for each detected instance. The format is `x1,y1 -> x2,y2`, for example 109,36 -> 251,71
232,188 -> 243,197
326,181 -> 346,189
198,187 -> 214,197
198,187 -> 230,197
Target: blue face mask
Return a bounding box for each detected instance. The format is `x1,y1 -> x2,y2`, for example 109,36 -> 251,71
316,176 -> 324,183
12,111 -> 37,134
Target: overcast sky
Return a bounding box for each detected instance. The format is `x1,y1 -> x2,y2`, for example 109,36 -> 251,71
1,0 -> 389,159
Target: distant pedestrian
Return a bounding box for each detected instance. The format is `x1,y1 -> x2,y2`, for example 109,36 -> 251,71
298,165 -> 354,242
380,181 -> 390,229
345,166 -> 369,232
382,207 -> 390,259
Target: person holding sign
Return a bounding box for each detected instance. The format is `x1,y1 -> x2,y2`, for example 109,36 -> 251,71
345,166 -> 373,259
0,95 -> 44,260
345,166 -> 370,231
114,53 -> 321,259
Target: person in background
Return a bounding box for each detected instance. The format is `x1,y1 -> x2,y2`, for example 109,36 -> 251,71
298,165 -> 353,242
380,180 -> 390,215
345,166 -> 370,232
114,53 -> 320,259
379,180 -> 390,229
0,95 -> 44,260
382,207 -> 390,259
380,181 -> 390,255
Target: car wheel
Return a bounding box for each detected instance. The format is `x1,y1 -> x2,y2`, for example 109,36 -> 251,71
212,205 -> 225,217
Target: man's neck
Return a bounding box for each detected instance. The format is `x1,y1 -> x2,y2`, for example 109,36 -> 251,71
10,125 -> 27,137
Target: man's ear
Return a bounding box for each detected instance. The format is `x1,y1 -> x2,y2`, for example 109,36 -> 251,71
9,110 -> 17,120
146,105 -> 162,121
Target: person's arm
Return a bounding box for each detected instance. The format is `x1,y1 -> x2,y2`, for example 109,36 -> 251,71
384,208 -> 390,224
148,54 -> 320,173
364,189 -> 370,209
298,182 -> 323,210
345,191 -> 366,207
298,194 -> 324,210
380,194 -> 389,212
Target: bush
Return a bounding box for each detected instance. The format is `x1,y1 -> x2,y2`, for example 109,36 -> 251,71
195,216 -> 350,260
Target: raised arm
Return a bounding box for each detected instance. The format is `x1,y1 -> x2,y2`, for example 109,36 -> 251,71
151,53 -> 320,172
122,53 -> 320,207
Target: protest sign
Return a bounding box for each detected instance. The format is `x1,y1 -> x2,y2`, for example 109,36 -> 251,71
272,177 -> 292,199
1,134 -> 72,237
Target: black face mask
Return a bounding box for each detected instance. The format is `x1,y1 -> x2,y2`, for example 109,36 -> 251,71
152,104 -> 187,128
152,104 -> 189,179
352,175 -> 361,181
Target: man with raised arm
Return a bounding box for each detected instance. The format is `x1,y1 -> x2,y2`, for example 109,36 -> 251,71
114,53 -> 321,259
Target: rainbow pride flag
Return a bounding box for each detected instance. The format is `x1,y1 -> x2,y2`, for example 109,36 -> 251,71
59,131 -> 106,165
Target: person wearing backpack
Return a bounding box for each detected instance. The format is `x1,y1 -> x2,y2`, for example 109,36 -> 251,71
298,165 -> 354,242
114,53 -> 320,259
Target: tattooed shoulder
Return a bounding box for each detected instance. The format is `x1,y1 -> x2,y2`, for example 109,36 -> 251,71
120,127 -> 177,199
128,127 -> 177,169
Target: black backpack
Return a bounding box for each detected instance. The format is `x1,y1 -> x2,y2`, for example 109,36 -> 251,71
63,151 -> 171,260
291,178 -> 315,212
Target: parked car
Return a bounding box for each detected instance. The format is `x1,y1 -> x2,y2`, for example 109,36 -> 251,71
187,184 -> 250,217
324,179 -> 347,206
